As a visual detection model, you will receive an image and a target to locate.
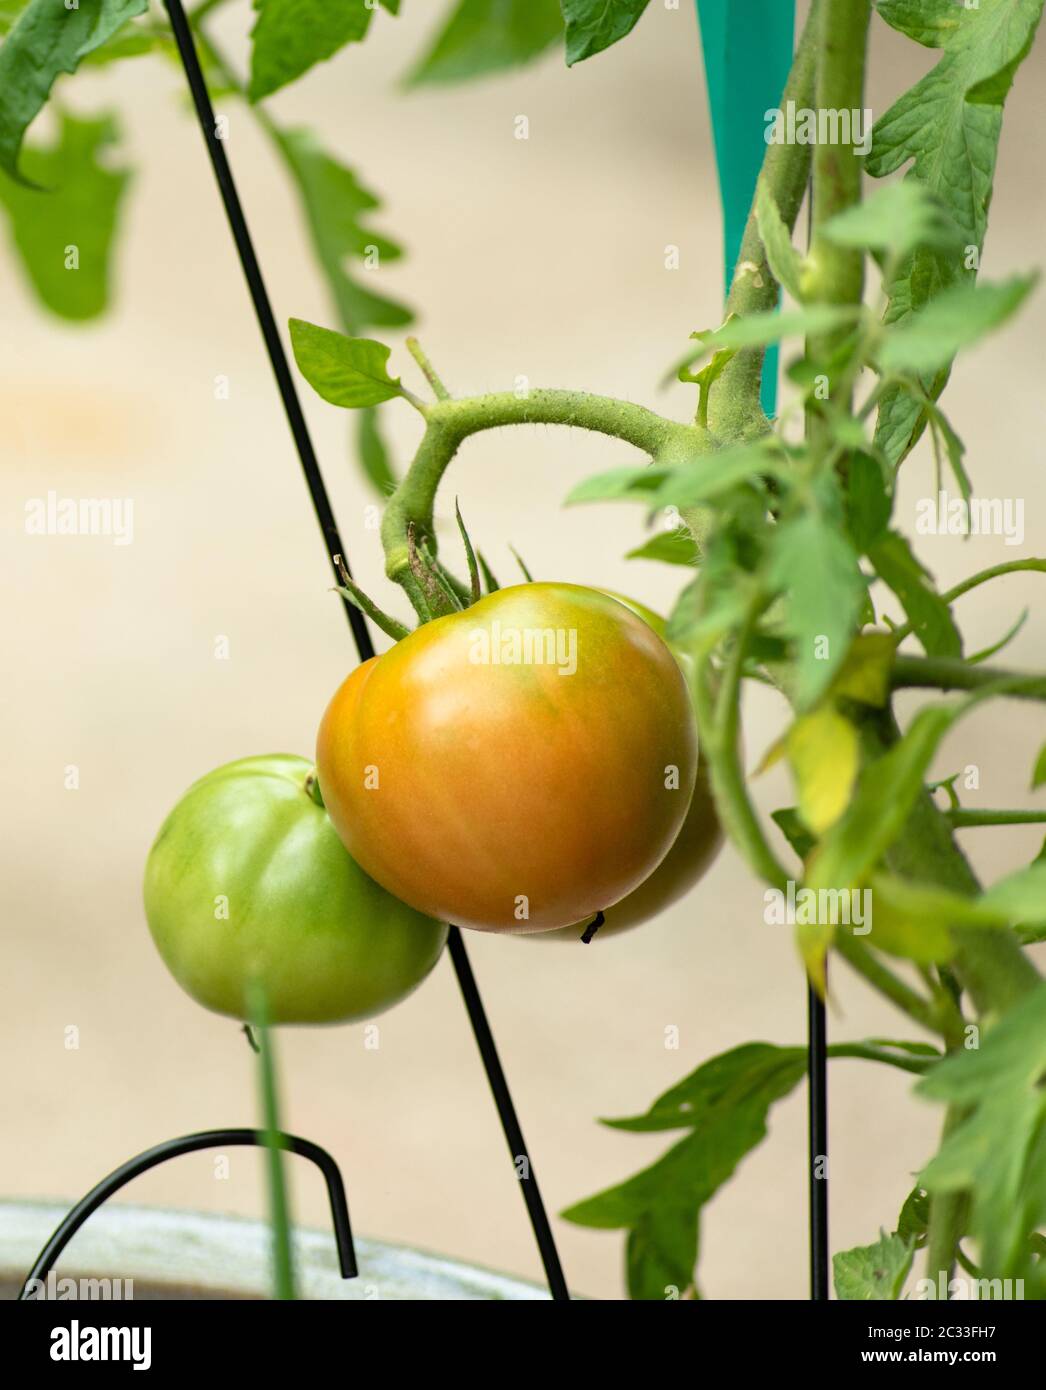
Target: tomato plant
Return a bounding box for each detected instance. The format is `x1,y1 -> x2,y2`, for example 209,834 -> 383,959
5,0 -> 1046,1309
144,754 -> 448,1024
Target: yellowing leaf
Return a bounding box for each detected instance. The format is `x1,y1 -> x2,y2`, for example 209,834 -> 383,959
786,706 -> 860,835
832,632 -> 895,707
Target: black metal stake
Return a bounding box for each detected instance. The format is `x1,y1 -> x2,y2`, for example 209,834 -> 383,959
162,0 -> 568,1300
808,980 -> 829,1299
20,1130 -> 356,1298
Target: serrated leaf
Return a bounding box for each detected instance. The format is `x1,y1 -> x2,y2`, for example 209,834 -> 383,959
406,0 -> 562,85
768,513 -> 867,710
563,1042 -> 805,1298
668,305 -> 862,383
786,705 -> 860,835
821,179 -> 963,265
0,0 -> 146,183
275,127 -> 411,335
869,0 -> 1045,466
289,319 -> 403,408
877,273 -> 1038,375
248,0 -> 378,102
601,1043 -> 806,1133
916,982 -> 1046,1278
625,530 -> 700,566
870,531 -> 962,658
833,1230 -> 914,1300
0,110 -> 129,320
846,449 -> 893,553
755,175 -> 803,301
562,0 -> 651,65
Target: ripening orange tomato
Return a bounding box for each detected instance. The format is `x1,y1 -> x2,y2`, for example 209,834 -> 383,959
317,584 -> 699,933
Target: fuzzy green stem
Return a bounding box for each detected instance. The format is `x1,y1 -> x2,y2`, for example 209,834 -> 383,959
834,934 -> 942,1034
890,559 -> 1046,644
406,337 -> 450,401
891,655 -> 1046,703
381,391 -> 703,592
806,0 -> 871,411
698,593 -> 791,891
826,1041 -> 938,1077
947,809 -> 1046,828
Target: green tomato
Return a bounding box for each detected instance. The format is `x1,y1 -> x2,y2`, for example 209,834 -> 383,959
144,755 -> 448,1025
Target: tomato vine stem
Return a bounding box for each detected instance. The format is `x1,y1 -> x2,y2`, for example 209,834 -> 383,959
381,389 -> 707,609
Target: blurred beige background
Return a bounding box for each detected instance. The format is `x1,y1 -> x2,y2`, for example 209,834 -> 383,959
1,3 -> 1044,1299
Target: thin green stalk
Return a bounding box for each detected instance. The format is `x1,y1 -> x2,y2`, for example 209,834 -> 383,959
806,0 -> 871,420
947,809 -> 1046,828
891,655 -> 1046,703
834,934 -> 941,1034
700,594 -> 791,890
891,559 -> 1046,644
249,985 -> 296,1301
924,1108 -> 969,1289
381,391 -> 703,594
826,1042 -> 937,1077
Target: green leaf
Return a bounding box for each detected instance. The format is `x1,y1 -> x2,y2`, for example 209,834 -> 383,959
917,982 -> 1046,1278
0,1 -> 31,38
625,530 -> 699,567
248,0 -> 377,102
601,1043 -> 806,1134
833,1230 -> 915,1300
867,873 -> 974,963
626,1204 -> 700,1300
1032,744 -> 1046,790
869,531 -> 962,658
807,704 -> 960,897
846,449 -> 892,552
877,273 -> 1038,375
667,306 -> 862,382
768,513 -> 867,710
0,0 -> 146,183
896,1185 -> 931,1247
771,807 -> 816,861
755,176 -> 803,301
289,319 -> 403,408
562,0 -> 651,65
356,408 -> 396,495
968,608 -> 1027,665
821,179 -> 963,265
869,0 -> 1045,465
565,464 -> 666,506
0,109 -> 129,320
406,0 -> 562,85
275,127 -> 411,334
562,1042 -> 805,1298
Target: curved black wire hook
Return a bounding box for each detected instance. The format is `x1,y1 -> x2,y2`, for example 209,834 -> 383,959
18,1129 -> 356,1299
